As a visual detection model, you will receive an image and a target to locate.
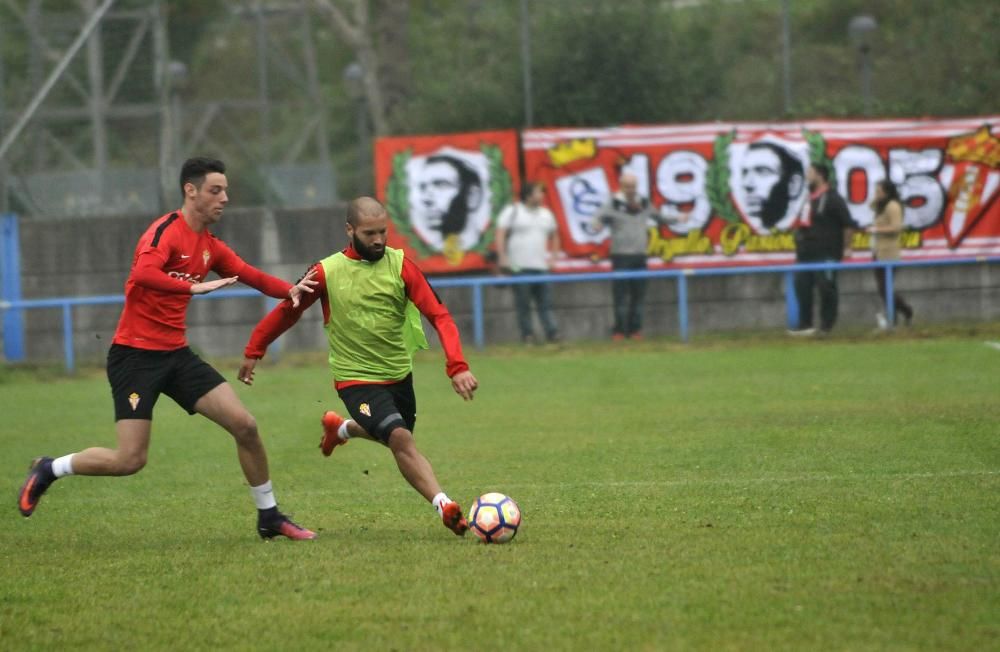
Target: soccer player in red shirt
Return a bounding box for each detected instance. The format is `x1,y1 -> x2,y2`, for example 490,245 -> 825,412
238,197 -> 479,536
17,157 -> 318,540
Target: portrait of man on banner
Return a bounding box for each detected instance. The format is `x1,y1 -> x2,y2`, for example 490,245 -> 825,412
405,147 -> 492,257
729,137 -> 809,233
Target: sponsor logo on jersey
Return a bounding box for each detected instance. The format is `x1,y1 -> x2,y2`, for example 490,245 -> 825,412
167,271 -> 203,283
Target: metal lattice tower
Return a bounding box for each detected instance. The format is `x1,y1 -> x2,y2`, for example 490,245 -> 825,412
0,0 -> 334,217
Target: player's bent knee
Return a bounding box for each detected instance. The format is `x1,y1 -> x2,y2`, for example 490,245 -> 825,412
116,452 -> 147,475
228,413 -> 260,444
387,427 -> 415,453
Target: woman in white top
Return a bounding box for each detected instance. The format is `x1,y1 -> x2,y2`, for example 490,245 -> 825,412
495,182 -> 561,343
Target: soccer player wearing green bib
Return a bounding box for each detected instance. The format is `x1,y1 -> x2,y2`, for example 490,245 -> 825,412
239,197 -> 479,536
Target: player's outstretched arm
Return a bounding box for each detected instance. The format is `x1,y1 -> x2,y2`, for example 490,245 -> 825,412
451,370 -> 478,401
191,276 -> 239,294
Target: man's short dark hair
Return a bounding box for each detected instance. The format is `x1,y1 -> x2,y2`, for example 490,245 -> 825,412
179,157 -> 226,197
810,162 -> 830,182
748,142 -> 804,228
520,181 -> 542,202
426,154 -> 482,236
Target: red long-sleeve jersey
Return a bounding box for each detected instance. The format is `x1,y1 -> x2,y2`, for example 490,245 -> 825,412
113,211 -> 292,350
244,245 -> 469,388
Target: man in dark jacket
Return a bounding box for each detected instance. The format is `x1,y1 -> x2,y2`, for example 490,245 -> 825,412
789,164 -> 858,336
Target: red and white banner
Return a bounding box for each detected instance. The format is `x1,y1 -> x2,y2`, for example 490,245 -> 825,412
523,116 -> 1000,271
375,129 -> 519,274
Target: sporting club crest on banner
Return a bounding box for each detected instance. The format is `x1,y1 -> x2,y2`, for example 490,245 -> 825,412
375,130 -> 518,273
940,126 -> 1000,247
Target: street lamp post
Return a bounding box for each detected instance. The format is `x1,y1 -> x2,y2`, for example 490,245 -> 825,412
167,60 -> 188,161
158,59 -> 187,210
848,14 -> 878,116
520,0 -> 534,127
781,0 -> 792,115
342,61 -> 371,194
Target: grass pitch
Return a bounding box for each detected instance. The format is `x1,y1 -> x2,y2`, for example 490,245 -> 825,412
1,331 -> 998,650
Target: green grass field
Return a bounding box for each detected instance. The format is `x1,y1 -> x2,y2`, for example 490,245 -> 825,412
2,331 -> 999,650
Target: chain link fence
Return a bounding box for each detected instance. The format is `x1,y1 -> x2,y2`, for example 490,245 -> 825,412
0,0 -> 335,218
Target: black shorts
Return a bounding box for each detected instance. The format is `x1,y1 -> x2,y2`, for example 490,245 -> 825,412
337,374 -> 416,444
107,344 -> 226,421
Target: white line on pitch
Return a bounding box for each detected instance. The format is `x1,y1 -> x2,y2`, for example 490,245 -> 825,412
985,341 -> 1000,351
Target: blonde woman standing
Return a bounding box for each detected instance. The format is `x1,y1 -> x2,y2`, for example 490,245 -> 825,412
869,179 -> 914,327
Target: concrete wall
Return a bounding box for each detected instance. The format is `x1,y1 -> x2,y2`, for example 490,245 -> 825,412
7,209 -> 1000,366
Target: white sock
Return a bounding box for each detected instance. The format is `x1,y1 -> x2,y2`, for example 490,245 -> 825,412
432,492 -> 453,516
250,481 -> 277,510
52,454 -> 76,478
338,420 -> 352,441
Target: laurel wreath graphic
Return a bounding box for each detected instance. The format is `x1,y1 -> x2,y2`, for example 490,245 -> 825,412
481,143 -> 512,254
384,144 -> 513,259
706,130 -> 741,224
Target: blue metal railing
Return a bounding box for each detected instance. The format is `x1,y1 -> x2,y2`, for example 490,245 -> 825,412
430,257 -> 999,348
1,257 -> 997,373
0,290 -> 277,373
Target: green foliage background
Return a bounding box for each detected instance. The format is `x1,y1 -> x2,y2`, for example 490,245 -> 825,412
400,0 -> 1000,129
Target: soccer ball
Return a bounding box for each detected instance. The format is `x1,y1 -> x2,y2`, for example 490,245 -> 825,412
469,492 -> 521,544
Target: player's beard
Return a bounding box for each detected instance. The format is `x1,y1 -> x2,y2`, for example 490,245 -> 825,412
353,234 -> 385,262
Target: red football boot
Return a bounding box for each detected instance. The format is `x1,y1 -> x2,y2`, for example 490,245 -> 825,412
320,411 -> 349,457
441,501 -> 469,536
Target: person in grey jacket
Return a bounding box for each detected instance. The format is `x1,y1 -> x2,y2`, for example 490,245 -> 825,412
591,173 -> 683,340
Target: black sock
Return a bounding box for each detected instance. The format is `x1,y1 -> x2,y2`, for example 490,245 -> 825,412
258,506 -> 279,521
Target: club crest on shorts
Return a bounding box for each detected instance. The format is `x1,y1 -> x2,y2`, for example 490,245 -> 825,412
128,392 -> 141,411
359,403 -> 371,417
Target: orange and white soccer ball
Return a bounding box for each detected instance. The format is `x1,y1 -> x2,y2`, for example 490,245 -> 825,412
468,493 -> 521,544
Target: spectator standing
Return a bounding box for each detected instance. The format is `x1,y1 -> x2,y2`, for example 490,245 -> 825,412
789,164 -> 858,336
495,182 -> 561,343
591,173 -> 682,340
868,179 -> 914,328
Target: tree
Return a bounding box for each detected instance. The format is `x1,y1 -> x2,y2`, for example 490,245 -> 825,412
312,0 -> 412,136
